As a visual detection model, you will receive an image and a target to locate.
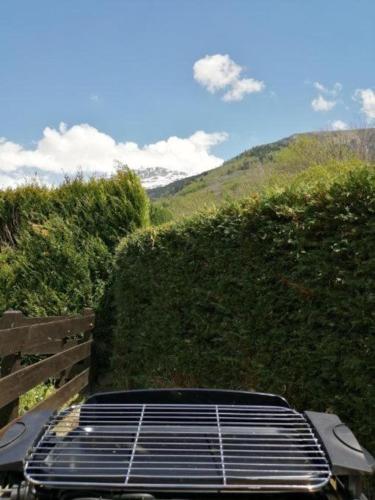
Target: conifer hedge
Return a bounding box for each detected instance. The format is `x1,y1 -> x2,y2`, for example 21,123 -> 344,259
112,167 -> 375,452
0,169 -> 149,316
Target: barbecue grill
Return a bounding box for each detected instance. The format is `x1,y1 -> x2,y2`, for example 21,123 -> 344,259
0,389 -> 374,499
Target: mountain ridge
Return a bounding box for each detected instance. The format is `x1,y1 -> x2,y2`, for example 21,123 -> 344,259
148,134 -> 292,198
148,128 -> 375,218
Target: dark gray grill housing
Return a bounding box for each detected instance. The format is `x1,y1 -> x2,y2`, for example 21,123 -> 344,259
24,403 -> 331,492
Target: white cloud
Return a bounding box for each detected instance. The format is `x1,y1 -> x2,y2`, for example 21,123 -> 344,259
331,120 -> 349,131
90,94 -> 99,102
193,54 -> 264,102
313,81 -> 342,96
333,82 -> 343,94
193,54 -> 241,92
0,123 -> 228,188
313,82 -> 326,93
354,88 -> 375,121
0,173 -> 26,188
223,78 -> 264,102
311,94 -> 336,112
311,82 -> 342,112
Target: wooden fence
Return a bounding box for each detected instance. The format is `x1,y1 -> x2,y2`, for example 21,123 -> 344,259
0,308 -> 94,430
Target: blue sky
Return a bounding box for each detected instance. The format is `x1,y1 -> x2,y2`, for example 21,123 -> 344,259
0,0 -> 374,187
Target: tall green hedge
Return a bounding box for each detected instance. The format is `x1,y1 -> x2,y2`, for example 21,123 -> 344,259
0,168 -> 149,250
112,167 -> 375,452
0,168 -> 149,316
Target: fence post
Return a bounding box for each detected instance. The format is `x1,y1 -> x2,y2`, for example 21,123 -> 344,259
0,310 -> 24,427
54,308 -> 94,392
83,308 -> 94,394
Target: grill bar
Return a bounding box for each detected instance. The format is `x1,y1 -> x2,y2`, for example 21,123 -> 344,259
216,405 -> 226,486
125,404 -> 145,485
24,403 -> 331,492
28,460 -> 329,465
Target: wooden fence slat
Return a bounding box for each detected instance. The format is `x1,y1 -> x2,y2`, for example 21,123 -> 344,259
15,315 -> 71,325
25,338 -> 80,355
0,311 -> 26,427
0,310 -> 25,329
0,308 -> 94,429
55,336 -> 90,388
0,314 -> 94,356
0,369 -> 90,439
0,340 -> 92,410
0,310 -> 82,328
30,369 -> 90,413
0,354 -> 21,427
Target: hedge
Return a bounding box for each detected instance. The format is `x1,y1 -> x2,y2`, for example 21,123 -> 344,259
112,167 -> 375,454
0,168 -> 149,316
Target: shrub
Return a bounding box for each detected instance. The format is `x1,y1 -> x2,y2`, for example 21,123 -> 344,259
0,168 -> 149,314
2,216 -> 112,315
0,169 -> 150,373
112,167 -> 375,454
0,168 -> 149,250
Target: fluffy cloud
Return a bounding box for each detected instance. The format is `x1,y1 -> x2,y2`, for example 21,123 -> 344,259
193,54 -> 264,102
354,88 -> 375,121
331,120 -> 349,131
0,173 -> 27,188
0,123 -> 228,188
311,81 -> 342,112
311,95 -> 336,112
313,81 -> 342,96
222,78 -> 264,102
193,54 -> 241,92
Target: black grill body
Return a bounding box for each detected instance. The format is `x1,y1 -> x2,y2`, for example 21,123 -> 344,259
0,390 -> 373,500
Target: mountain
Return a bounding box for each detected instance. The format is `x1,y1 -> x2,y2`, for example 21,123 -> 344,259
134,166 -> 187,189
148,135 -> 291,198
149,128 -> 375,218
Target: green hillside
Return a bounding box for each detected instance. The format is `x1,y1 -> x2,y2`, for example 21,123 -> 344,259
150,128 -> 375,220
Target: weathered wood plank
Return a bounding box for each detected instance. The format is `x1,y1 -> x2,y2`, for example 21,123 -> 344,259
0,310 -> 70,328
0,369 -> 90,437
29,307 -> 93,326
30,369 -> 89,412
0,314 -> 94,356
0,310 -> 93,329
25,338 -> 79,355
0,353 -> 21,427
0,310 -> 26,426
0,308 -> 94,428
0,310 -> 25,329
0,340 -> 92,410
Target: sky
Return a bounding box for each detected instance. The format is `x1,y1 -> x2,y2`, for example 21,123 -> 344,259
0,0 -> 374,187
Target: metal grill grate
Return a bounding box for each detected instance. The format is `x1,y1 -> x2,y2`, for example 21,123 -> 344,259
24,404 -> 331,492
